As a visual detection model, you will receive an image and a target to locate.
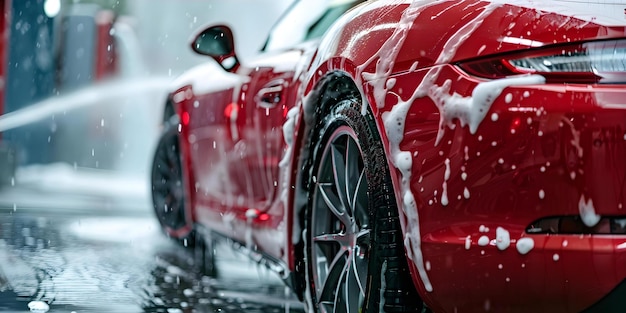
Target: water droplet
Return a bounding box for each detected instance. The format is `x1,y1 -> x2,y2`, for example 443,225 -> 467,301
463,187 -> 470,199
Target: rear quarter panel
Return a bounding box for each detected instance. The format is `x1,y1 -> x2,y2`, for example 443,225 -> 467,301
300,0 -> 626,311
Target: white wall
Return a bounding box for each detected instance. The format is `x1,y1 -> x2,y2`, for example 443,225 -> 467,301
128,0 -> 294,77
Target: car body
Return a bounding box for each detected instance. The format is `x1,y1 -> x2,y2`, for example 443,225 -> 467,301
151,0 -> 626,312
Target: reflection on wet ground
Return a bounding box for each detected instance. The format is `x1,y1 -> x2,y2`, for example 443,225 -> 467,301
0,206 -> 304,313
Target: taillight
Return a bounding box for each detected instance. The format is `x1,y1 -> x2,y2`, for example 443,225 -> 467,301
458,39 -> 626,84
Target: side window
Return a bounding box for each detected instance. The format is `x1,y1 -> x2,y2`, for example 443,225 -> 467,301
263,0 -> 363,52
304,3 -> 355,41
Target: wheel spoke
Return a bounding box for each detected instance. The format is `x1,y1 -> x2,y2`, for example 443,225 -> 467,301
352,169 -> 369,228
155,155 -> 172,179
317,183 -> 352,228
319,249 -> 348,305
331,143 -> 351,217
152,179 -> 168,191
165,140 -> 179,164
334,259 -> 350,313
346,258 -> 363,313
313,233 -> 352,249
353,230 -> 369,296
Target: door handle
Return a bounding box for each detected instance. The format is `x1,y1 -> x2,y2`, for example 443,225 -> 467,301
256,80 -> 285,109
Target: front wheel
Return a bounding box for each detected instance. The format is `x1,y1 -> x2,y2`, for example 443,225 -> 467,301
304,99 -> 423,313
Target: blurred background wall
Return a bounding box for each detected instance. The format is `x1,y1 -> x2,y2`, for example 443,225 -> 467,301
0,0 -> 293,186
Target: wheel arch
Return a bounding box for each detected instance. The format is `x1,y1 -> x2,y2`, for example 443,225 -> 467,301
287,69 -> 363,299
161,94 -> 180,127
289,69 -> 425,311
289,67 -> 398,300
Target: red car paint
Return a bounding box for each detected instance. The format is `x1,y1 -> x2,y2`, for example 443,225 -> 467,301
167,1 -> 626,311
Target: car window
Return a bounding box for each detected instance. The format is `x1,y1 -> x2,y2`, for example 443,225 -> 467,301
262,0 -> 364,52
304,2 -> 359,41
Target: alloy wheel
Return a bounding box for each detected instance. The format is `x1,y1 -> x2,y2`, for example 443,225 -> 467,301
311,125 -> 370,313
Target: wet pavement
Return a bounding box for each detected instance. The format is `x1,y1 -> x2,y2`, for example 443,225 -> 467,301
0,176 -> 304,313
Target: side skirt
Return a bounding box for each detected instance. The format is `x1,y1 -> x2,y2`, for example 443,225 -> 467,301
194,224 -> 300,296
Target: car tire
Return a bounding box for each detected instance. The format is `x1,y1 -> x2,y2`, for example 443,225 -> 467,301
151,122 -> 194,246
304,98 -> 423,313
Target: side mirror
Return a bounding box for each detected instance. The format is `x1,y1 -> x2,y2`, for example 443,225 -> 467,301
191,25 -> 239,72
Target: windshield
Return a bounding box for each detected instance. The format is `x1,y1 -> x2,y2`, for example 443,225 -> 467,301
262,0 -> 365,52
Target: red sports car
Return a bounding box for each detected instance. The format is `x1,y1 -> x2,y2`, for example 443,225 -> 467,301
151,0 -> 626,312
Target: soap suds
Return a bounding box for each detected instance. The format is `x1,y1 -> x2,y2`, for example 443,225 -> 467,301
429,75 -> 545,145
478,236 -> 490,246
495,227 -> 510,250
516,237 -> 534,255
579,194 -> 600,227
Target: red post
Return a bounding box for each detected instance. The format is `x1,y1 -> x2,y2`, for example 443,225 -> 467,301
94,10 -> 117,81
0,0 -> 8,117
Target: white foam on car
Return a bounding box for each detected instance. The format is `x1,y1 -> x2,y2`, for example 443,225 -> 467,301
579,194 -> 601,227
561,117 -> 584,158
428,75 -> 545,145
495,227 -> 510,250
516,237 -> 534,255
434,4 -> 499,65
478,236 -> 490,246
371,0 -> 444,293
441,158 -> 451,206
279,106 -> 300,168
359,0 -> 445,113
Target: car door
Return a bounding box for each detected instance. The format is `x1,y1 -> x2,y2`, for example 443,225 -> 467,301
233,50 -> 301,211
179,52 -> 299,237
176,62 -> 249,216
